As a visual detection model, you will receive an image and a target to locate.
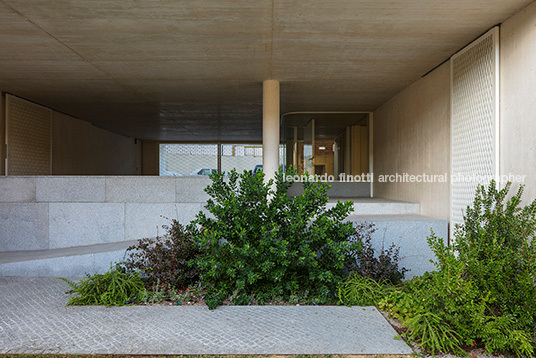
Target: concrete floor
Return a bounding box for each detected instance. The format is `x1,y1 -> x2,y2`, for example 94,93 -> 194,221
0,276 -> 413,355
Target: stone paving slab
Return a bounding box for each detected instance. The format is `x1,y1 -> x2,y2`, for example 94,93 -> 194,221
0,276 -> 413,355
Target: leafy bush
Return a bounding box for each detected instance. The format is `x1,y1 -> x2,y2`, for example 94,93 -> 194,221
346,222 -> 407,284
123,219 -> 201,289
380,181 -> 536,357
192,168 -> 357,309
60,265 -> 147,306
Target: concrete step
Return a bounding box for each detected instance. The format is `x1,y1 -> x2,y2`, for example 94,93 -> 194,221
327,198 -> 421,215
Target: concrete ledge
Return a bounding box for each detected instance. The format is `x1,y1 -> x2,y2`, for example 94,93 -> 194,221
106,177 -> 176,203
0,250 -> 126,277
36,177 -> 105,202
0,211 -> 445,278
0,240 -> 138,264
0,177 -> 36,202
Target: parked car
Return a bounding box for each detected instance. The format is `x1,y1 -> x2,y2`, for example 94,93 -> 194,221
252,164 -> 263,175
251,164 -> 285,175
190,168 -> 217,176
160,170 -> 183,177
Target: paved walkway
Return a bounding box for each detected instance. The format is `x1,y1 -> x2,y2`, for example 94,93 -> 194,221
0,276 -> 413,355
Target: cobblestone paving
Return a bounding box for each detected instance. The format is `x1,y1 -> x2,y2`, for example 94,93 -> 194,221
0,276 -> 413,355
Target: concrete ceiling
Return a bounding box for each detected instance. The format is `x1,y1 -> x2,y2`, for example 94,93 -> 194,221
0,0 -> 532,142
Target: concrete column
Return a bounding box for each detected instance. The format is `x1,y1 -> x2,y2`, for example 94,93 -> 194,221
263,79 -> 280,182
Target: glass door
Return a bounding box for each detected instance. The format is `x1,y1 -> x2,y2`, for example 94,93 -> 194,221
282,114 -> 370,180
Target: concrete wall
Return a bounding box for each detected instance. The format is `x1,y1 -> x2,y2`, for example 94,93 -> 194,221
500,1 -> 536,202
373,63 -> 451,220
51,112 -> 139,175
0,176 -> 211,251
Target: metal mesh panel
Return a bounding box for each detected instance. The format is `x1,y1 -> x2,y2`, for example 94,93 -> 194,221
6,94 -> 51,175
450,28 -> 499,229
159,144 -> 218,176
159,143 -> 287,176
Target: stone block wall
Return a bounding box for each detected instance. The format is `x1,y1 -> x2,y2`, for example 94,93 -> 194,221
0,176 -> 211,251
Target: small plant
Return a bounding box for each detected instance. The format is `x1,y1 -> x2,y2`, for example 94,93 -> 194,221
144,279 -> 168,304
403,311 -> 464,356
123,219 -> 201,289
192,167 -> 357,309
346,222 -> 408,284
168,286 -> 183,301
338,273 -> 394,306
170,289 -> 192,303
60,265 -> 147,306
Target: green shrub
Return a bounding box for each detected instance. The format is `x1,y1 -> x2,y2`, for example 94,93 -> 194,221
380,181 -> 536,357
455,182 -> 536,332
192,167 -> 357,309
379,240 -> 484,355
123,219 -> 201,289
60,265 -> 147,306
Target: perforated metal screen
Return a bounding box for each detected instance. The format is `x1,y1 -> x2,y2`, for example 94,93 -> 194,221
5,94 -> 52,175
159,144 -> 218,176
159,143 -> 286,176
221,144 -> 263,174
450,27 -> 500,230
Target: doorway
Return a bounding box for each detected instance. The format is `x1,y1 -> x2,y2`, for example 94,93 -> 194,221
282,113 -> 371,181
